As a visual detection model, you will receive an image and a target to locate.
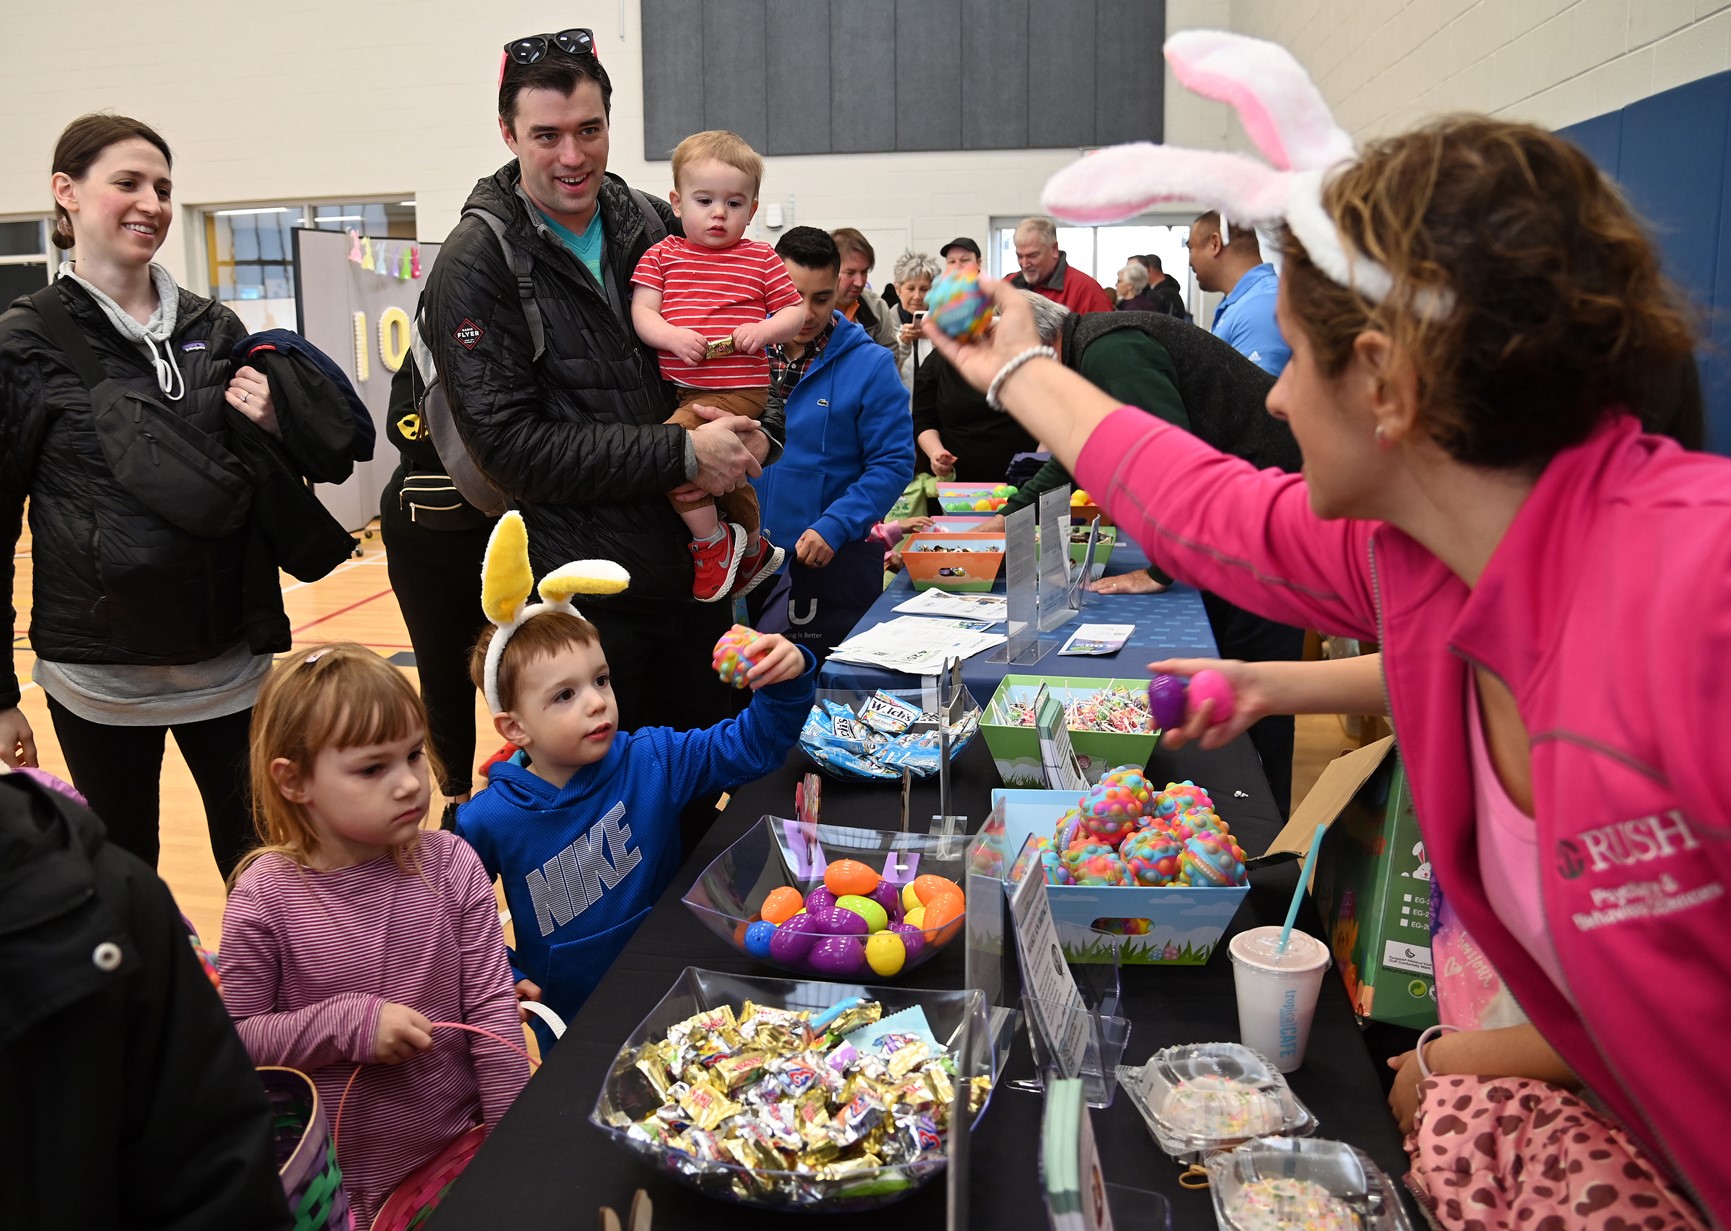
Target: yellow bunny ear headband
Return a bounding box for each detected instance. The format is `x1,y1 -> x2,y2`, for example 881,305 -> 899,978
479,511 -> 630,713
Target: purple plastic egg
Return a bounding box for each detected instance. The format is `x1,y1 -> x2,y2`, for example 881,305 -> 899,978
886,921 -> 928,964
867,879 -> 903,919
768,912 -> 821,963
1147,674 -> 1188,730
804,886 -> 838,914
807,934 -> 867,976
816,905 -> 870,936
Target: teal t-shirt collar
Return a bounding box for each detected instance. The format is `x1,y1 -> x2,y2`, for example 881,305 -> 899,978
538,206 -> 605,286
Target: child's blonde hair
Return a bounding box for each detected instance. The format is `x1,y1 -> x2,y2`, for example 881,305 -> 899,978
670,129 -> 764,196
230,644 -> 436,887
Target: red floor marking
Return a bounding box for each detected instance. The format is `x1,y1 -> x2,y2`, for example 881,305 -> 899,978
289,587 -> 395,635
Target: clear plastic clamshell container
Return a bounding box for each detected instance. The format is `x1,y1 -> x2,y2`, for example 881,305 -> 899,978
1116,1042 -> 1316,1162
1206,1136 -> 1414,1230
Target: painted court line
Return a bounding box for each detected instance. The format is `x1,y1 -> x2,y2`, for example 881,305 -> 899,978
289,587 -> 395,636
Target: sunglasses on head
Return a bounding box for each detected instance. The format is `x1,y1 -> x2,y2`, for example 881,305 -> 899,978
504,28 -> 598,66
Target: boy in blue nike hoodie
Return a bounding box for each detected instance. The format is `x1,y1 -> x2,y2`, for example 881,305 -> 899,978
455,611 -> 814,1050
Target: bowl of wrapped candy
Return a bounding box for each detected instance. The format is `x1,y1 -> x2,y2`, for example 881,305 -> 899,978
682,818 -> 971,980
590,967 -> 996,1211
981,675 -> 1157,786
800,687 -> 980,782
900,534 -> 1005,592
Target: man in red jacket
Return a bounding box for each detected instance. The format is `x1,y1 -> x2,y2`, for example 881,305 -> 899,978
1007,216 -> 1112,313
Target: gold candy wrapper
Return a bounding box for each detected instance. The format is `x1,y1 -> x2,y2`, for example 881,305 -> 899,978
678,1079 -> 742,1131
615,998 -> 990,1205
711,1052 -> 768,1091
704,336 -> 736,360
886,1040 -> 932,1081
819,1001 -> 882,1039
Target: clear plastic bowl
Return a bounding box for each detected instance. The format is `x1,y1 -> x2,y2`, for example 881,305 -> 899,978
588,967 -> 997,1212
1117,1042 -> 1316,1163
1207,1136 -> 1415,1230
681,817 -> 970,979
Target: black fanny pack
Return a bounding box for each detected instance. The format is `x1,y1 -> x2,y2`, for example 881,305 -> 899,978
31,286 -> 252,539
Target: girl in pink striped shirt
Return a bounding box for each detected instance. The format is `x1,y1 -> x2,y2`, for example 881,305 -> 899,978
220,645 -> 529,1226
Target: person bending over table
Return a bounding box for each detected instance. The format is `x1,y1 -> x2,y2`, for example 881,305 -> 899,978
923,115 -> 1726,1226
975,291 -> 1307,817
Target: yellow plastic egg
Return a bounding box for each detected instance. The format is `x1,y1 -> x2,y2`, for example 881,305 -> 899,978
902,882 -> 922,911
865,931 -> 907,977
904,906 -> 926,931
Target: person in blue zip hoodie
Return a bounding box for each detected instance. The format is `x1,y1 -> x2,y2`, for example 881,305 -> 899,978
455,588 -> 814,1052
747,227 -> 915,645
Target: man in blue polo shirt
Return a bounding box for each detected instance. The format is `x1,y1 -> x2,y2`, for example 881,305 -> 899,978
1186,210 -> 1289,376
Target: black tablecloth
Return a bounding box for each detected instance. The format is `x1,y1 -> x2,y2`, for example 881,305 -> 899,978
430,737 -> 1409,1230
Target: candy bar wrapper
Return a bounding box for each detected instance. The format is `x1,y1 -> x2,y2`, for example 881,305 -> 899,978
820,700 -> 869,750
775,1057 -> 822,1098
711,1052 -> 768,1091
925,1064 -> 956,1109
816,1154 -> 884,1182
861,690 -> 921,735
796,1088 -> 832,1149
823,1000 -> 883,1039
828,1086 -> 887,1151
741,1002 -> 809,1035
827,1041 -> 859,1074
800,706 -> 833,746
668,1004 -> 740,1054
683,1126 -> 730,1163
807,742 -> 899,779
877,733 -> 942,777
886,1039 -> 933,1082
678,1079 -> 742,1131
632,1045 -> 673,1102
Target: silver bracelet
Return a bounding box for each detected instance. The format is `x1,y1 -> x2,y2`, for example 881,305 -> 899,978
985,345 -> 1057,413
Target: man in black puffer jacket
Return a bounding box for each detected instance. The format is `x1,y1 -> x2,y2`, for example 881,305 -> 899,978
424,36 -> 778,734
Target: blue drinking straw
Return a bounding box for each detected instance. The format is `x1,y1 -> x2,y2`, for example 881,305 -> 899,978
1276,835 -> 1325,956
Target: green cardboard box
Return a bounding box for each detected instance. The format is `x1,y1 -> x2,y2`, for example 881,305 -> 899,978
981,675 -> 1158,787
1268,737 -> 1438,1030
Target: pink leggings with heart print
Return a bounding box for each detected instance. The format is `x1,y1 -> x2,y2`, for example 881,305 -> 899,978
1405,1074 -> 1707,1230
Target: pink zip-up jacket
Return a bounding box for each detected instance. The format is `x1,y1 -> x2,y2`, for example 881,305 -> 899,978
1077,407 -> 1731,1219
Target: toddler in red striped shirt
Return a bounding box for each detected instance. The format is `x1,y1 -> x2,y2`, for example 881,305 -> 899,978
631,129 -> 806,602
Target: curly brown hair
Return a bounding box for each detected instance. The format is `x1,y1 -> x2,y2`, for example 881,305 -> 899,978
1281,115 -> 1698,470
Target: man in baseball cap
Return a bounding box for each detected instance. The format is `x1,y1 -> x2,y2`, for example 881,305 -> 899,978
940,237 -> 981,274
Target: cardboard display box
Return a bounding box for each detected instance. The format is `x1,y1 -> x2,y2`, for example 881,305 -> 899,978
1262,737 -> 1439,1030
990,788 -> 1251,965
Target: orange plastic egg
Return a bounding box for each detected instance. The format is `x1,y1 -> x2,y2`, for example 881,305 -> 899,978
761,886 -> 806,925
824,858 -> 881,898
908,874 -> 962,908
921,893 -> 966,945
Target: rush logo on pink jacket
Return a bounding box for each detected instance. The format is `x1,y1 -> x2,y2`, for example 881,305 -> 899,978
1077,408 -> 1731,1221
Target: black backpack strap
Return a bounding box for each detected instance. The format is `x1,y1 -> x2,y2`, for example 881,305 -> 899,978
464,207 -> 546,363
29,285 -> 110,389
629,187 -> 668,246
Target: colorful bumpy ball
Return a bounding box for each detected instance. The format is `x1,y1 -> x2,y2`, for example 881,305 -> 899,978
1120,827 -> 1185,886
925,269 -> 995,341
1176,831 -> 1249,887
1164,780 -> 1214,813
712,624 -> 759,688
1065,848 -> 1128,886
1078,781 -> 1144,845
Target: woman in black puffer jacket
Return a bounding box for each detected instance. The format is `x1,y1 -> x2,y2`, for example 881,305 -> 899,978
0,114 -> 295,879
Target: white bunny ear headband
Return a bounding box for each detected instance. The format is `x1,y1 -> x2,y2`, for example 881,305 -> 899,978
479,511 -> 630,713
1043,29 -> 1452,320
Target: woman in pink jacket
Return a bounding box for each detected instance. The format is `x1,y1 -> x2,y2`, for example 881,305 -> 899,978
927,115 -> 1729,1226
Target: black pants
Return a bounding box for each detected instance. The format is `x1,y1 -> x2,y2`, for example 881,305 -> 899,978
584,599 -> 739,858
1201,592 -> 1307,820
387,548 -> 490,797
46,695 -> 255,880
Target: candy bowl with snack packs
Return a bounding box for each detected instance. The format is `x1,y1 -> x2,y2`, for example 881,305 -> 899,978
682,819 -> 971,980
800,686 -> 981,783
589,967 -> 997,1211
